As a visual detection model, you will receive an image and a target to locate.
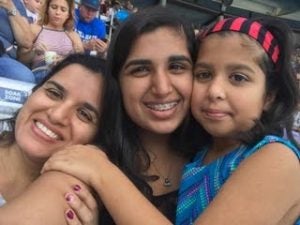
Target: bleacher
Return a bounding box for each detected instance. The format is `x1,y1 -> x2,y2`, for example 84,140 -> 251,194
0,77 -> 34,120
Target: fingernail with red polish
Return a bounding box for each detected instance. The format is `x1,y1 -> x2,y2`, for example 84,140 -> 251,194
65,193 -> 74,202
73,184 -> 81,191
66,210 -> 74,220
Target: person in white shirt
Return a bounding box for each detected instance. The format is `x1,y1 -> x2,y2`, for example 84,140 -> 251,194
21,0 -> 42,23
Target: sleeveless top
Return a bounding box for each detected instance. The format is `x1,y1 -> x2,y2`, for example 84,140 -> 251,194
176,135 -> 300,225
32,27 -> 74,68
100,190 -> 178,224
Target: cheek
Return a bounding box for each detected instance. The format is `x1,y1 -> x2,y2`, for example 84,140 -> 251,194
177,79 -> 193,99
121,80 -> 145,107
73,125 -> 97,144
191,84 -> 205,104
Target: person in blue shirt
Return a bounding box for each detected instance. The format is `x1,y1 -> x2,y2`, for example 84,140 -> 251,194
75,0 -> 108,57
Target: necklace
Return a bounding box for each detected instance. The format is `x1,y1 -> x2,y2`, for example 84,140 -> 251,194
151,161 -> 172,187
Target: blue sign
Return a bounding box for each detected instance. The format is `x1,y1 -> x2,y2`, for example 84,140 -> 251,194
0,87 -> 30,104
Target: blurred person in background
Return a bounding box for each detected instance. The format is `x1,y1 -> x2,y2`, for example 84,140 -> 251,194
21,0 -> 43,23
75,0 -> 108,57
0,0 -> 35,82
18,0 -> 84,84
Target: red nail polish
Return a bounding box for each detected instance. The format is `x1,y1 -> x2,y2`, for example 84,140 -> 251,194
73,184 -> 81,191
65,193 -> 74,202
66,210 -> 74,220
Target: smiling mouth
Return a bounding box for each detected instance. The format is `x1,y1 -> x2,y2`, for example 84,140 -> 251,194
35,121 -> 59,140
145,101 -> 179,111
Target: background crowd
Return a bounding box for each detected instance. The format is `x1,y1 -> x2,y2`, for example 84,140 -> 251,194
0,0 -> 139,84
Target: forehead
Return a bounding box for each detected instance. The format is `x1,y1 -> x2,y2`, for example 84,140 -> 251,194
48,64 -> 103,101
128,27 -> 189,59
199,32 -> 264,60
49,0 -> 69,7
27,0 -> 41,4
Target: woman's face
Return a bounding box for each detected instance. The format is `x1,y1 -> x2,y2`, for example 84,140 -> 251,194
15,64 -> 103,163
47,0 -> 70,28
119,27 -> 193,134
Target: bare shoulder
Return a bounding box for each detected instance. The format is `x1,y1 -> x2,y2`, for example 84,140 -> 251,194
249,142 -> 299,171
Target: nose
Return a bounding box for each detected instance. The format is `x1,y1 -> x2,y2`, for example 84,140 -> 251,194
151,69 -> 173,97
47,102 -> 71,126
207,76 -> 226,101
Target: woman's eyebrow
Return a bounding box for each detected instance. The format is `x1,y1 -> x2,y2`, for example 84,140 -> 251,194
123,59 -> 151,69
46,80 -> 65,92
169,55 -> 192,64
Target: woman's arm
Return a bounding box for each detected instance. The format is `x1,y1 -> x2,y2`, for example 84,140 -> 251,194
43,144 -> 300,225
0,0 -> 34,49
67,31 -> 84,53
17,24 -> 41,65
0,171 -> 99,225
42,145 -> 172,225
194,143 -> 300,225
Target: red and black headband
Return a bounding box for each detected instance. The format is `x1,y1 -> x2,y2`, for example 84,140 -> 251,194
204,17 -> 280,64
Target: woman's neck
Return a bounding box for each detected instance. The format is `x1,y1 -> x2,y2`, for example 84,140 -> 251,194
140,131 -> 171,158
139,130 -> 189,195
44,23 -> 64,31
0,144 -> 41,200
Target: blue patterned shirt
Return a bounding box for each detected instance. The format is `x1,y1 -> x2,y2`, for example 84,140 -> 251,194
176,135 -> 300,225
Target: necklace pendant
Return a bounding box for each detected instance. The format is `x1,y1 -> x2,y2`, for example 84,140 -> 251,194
164,178 -> 172,187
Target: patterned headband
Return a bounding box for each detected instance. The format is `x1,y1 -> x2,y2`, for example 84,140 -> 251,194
204,17 -> 280,64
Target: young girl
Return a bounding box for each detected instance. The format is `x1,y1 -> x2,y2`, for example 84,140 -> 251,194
176,16 -> 300,225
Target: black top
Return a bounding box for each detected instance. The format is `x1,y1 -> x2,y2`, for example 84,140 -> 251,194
99,190 -> 178,224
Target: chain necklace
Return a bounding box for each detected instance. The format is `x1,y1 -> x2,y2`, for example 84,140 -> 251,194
151,161 -> 172,187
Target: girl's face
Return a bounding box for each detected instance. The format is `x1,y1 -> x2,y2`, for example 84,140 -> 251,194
47,0 -> 70,28
192,33 -> 273,138
15,64 -> 103,163
119,27 -> 193,135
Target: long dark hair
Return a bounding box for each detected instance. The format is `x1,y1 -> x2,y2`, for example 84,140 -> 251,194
99,6 -> 197,201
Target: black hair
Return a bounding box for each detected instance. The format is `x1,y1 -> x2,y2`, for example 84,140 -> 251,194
99,5 -> 197,209
195,17 -> 299,147
0,53 -> 108,146
255,17 -> 299,146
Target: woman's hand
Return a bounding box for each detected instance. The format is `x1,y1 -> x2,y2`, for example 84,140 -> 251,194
42,144 -> 108,187
34,42 -> 47,55
65,184 -> 99,225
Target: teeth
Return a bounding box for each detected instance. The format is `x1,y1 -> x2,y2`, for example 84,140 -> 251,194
35,121 -> 59,139
146,101 -> 178,111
